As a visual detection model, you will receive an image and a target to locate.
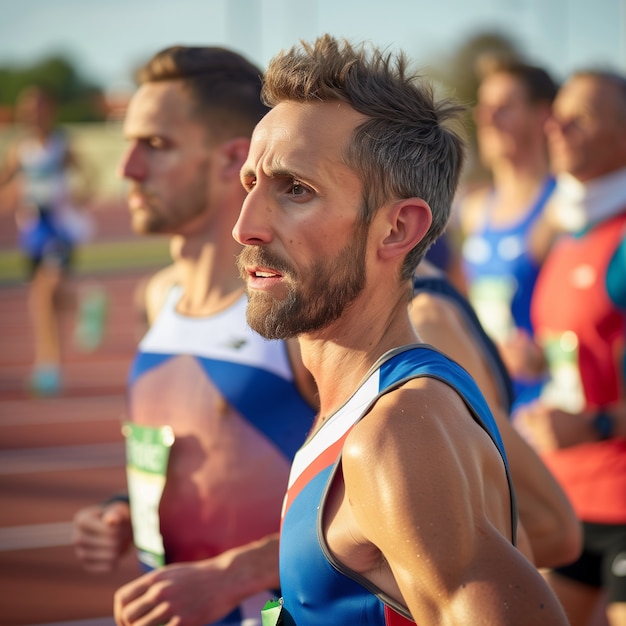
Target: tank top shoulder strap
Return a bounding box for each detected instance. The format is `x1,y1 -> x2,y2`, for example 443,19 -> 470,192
482,176 -> 556,235
522,176 -> 556,227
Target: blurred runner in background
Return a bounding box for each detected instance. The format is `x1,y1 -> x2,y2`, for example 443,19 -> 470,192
0,85 -> 96,395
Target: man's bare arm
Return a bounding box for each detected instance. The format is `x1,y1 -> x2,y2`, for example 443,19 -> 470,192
339,380 -> 569,625
410,291 -> 582,568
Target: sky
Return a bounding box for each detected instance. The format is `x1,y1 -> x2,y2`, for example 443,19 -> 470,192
0,0 -> 625,96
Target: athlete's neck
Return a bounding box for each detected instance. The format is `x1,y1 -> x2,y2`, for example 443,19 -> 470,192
169,234 -> 244,317
300,288 -> 418,418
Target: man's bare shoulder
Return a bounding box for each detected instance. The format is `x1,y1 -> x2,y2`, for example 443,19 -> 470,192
345,377 -> 497,469
410,289 -> 461,332
344,375 -> 513,527
338,376 -> 515,585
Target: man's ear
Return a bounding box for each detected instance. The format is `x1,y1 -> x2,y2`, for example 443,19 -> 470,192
378,198 -> 432,261
218,137 -> 251,178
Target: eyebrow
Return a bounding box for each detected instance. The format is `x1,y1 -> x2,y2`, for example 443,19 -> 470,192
241,161 -> 307,182
122,129 -> 165,141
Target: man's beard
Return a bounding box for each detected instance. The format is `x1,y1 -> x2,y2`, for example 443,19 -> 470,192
128,175 -> 208,235
237,221 -> 368,340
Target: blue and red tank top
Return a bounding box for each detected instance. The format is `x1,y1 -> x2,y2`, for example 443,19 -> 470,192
278,345 -> 514,625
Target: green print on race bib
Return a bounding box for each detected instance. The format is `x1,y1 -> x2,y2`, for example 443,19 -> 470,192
122,422 -> 174,568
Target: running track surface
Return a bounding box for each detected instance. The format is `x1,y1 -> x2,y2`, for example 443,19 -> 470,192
0,203 -> 160,626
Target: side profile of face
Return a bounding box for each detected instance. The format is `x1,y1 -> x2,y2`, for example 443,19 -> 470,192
233,100 -> 370,339
119,81 -> 213,235
474,72 -> 547,166
546,75 -> 626,182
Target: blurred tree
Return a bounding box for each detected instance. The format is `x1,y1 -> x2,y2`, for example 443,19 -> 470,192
437,32 -> 522,106
0,54 -> 105,123
431,31 -> 524,185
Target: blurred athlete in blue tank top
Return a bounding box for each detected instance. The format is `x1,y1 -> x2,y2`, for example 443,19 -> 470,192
457,60 -> 561,410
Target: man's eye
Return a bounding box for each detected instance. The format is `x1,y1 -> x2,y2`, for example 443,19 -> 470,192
148,137 -> 166,149
290,181 -> 308,196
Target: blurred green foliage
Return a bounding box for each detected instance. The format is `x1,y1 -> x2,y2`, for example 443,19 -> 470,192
435,31 -> 523,108
0,55 -> 105,123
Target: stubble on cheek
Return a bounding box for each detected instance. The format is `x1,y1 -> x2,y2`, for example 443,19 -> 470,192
128,207 -> 150,235
130,209 -> 167,235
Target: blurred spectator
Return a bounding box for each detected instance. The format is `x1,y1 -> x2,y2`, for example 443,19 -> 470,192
516,69 -> 626,626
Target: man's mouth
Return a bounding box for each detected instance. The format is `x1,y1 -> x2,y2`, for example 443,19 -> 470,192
128,193 -> 147,210
237,248 -> 292,287
245,266 -> 284,290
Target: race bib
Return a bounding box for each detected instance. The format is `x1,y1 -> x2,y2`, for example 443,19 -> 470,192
540,331 -> 585,413
261,599 -> 295,626
122,422 -> 174,568
469,276 -> 516,343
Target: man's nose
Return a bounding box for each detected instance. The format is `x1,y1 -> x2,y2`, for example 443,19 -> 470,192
232,191 -> 273,246
118,143 -> 146,181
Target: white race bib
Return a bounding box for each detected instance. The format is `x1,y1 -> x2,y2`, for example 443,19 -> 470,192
123,422 -> 174,568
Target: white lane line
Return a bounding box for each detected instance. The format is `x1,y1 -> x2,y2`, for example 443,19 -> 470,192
0,396 -> 126,426
26,617 -> 115,626
0,443 -> 125,475
23,620 -> 263,626
0,521 -> 74,551
0,411 -> 125,427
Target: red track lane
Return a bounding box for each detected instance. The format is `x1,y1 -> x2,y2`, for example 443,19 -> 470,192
0,265 -> 157,626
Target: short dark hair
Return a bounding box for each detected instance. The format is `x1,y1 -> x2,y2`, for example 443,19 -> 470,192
262,35 -> 466,281
136,45 -> 269,140
481,60 -> 558,104
569,68 -> 626,119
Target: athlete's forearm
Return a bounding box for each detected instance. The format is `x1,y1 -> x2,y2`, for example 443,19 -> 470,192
214,532 -> 281,606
